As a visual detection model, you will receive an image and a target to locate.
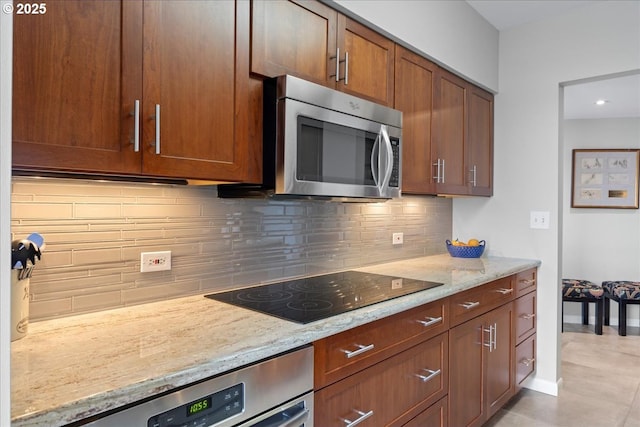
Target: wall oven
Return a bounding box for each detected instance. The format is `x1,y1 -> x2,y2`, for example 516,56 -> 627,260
80,346 -> 313,427
219,75 -> 402,201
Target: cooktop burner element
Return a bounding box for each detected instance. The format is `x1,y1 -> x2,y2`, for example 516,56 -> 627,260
205,271 -> 443,324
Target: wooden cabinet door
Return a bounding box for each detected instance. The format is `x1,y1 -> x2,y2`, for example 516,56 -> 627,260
432,68 -> 468,195
337,16 -> 395,106
394,45 -> 437,195
467,86 -> 493,196
141,0 -> 252,181
449,316 -> 485,427
12,0 -> 142,174
251,0 -> 337,86
485,302 -> 515,419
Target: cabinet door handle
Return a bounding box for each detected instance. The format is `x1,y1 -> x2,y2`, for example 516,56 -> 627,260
495,288 -> 513,295
153,104 -> 161,154
417,316 -> 443,327
343,409 -> 374,427
459,301 -> 480,310
131,99 -> 140,152
433,159 -> 441,183
469,165 -> 477,186
520,279 -> 536,285
520,357 -> 535,367
415,368 -> 441,383
344,51 -> 349,85
341,343 -> 375,359
521,313 -> 536,320
483,323 -> 497,351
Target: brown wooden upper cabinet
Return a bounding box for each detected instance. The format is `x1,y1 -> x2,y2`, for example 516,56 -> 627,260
251,0 -> 395,106
432,68 -> 494,196
13,0 -> 257,183
394,45 -> 437,195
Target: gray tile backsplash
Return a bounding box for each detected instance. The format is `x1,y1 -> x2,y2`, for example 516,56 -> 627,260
11,177 -> 452,321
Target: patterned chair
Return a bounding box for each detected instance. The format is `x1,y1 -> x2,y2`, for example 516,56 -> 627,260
561,279 -> 603,335
602,281 -> 640,336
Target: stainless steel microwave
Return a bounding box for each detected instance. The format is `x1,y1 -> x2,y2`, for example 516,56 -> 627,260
219,75 -> 402,201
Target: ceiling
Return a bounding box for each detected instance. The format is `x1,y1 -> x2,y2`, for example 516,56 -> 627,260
466,0 -> 640,119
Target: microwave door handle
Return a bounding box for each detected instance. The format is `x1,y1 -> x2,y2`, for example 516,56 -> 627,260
379,125 -> 393,193
371,131 -> 381,187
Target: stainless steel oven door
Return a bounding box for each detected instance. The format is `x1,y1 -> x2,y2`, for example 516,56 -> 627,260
235,392 -> 313,427
278,98 -> 401,199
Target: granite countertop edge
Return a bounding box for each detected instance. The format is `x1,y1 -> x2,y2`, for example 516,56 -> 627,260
10,254 -> 541,426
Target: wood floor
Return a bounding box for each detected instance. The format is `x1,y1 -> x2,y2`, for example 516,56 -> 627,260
485,324 -> 640,427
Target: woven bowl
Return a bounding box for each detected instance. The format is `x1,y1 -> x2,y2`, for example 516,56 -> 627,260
446,240 -> 485,258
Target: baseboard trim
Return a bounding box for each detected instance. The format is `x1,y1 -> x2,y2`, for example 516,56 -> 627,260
522,375 -> 562,396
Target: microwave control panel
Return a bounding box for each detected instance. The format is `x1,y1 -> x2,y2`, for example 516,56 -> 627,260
390,138 -> 400,188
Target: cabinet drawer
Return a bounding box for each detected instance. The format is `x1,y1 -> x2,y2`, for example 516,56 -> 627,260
515,268 -> 537,297
515,334 -> 536,391
315,333 -> 448,427
403,396 -> 448,427
314,299 -> 449,388
515,291 -> 536,344
450,276 -> 514,326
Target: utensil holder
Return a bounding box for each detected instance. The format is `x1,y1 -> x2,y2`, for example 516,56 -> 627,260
11,269 -> 29,341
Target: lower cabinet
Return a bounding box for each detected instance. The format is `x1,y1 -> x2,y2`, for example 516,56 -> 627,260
315,333 -> 448,426
449,302 -> 515,427
313,269 -> 537,427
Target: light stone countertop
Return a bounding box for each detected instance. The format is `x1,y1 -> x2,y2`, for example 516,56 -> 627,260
10,254 -> 540,426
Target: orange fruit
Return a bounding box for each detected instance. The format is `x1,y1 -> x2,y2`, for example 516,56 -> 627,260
467,239 -> 480,247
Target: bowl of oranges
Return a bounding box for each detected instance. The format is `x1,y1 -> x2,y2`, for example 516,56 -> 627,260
445,238 -> 485,258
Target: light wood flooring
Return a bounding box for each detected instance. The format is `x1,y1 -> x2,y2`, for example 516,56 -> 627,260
485,324 -> 640,427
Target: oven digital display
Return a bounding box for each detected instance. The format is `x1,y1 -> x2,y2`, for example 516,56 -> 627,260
187,396 -> 212,417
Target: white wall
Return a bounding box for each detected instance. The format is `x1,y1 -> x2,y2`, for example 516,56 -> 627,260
0,8 -> 12,427
331,0 -> 499,92
453,1 -> 640,396
562,118 -> 640,324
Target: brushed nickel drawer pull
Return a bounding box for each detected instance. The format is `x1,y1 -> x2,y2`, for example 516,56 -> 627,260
415,368 -> 441,383
341,343 -> 375,359
521,313 -> 536,320
520,357 -> 535,367
343,409 -> 374,427
520,279 -> 536,285
417,316 -> 443,327
460,301 -> 480,310
495,288 -> 514,295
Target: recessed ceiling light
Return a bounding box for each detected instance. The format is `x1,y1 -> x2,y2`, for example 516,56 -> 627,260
595,99 -> 609,105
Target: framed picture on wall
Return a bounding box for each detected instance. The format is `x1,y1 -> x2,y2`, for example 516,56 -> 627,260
571,149 -> 640,209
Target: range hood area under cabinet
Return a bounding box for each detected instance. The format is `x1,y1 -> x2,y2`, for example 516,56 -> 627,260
12,0 -> 258,183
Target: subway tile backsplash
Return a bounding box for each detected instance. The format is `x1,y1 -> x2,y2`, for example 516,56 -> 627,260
11,177 -> 452,321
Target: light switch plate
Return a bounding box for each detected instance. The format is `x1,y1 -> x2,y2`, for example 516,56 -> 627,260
530,211 -> 550,229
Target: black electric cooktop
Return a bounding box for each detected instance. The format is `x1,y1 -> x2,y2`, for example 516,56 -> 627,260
205,271 -> 443,324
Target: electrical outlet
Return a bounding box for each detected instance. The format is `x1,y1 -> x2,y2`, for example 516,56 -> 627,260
392,232 -> 404,245
530,211 -> 550,229
140,251 -> 172,273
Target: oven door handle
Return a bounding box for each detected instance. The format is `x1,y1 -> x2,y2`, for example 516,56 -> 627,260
235,394 -> 312,427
